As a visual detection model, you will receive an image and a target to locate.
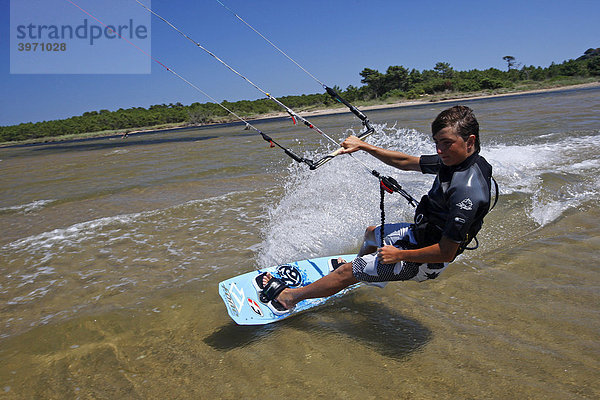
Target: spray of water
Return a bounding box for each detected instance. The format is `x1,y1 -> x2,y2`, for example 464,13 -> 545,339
258,125 -> 600,265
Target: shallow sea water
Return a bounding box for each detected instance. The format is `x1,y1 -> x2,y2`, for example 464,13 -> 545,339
1,87 -> 599,399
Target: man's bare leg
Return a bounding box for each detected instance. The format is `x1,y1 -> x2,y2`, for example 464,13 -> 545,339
359,225 -> 378,257
262,226 -> 380,310
264,262 -> 359,310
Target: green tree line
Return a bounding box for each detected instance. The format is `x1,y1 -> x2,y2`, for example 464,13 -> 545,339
1,48 -> 599,143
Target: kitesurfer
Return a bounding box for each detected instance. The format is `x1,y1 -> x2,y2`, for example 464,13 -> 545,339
256,105 -> 494,314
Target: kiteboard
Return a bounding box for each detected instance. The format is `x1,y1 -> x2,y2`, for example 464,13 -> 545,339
219,254 -> 358,325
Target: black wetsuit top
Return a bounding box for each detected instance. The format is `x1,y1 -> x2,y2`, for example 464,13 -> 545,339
414,153 -> 493,250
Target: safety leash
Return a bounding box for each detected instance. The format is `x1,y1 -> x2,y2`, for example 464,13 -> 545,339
373,171 -> 420,247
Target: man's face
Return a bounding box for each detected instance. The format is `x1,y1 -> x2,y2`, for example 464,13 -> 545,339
433,127 -> 475,166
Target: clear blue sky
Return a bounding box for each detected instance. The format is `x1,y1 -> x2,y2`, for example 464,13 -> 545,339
1,0 -> 598,126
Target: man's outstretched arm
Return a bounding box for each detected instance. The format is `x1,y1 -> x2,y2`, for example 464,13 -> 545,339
340,135 -> 422,171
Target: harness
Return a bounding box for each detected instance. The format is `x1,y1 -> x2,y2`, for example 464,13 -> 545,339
458,176 -> 499,253
378,170 -> 499,253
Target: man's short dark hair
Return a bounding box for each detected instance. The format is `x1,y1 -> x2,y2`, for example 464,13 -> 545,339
431,105 -> 480,153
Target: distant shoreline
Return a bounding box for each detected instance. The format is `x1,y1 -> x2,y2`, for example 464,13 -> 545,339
2,81 -> 599,147
294,81 -> 600,118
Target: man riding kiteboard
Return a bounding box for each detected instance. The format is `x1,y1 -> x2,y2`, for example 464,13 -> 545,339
255,105 -> 495,315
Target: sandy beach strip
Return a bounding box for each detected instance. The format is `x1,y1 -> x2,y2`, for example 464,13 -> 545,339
3,81 -> 599,146
294,81 -> 600,119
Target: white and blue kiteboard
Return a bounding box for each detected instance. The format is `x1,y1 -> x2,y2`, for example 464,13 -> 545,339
219,254 -> 358,325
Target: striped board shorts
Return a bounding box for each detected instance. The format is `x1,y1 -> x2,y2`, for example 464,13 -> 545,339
351,223 -> 449,288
